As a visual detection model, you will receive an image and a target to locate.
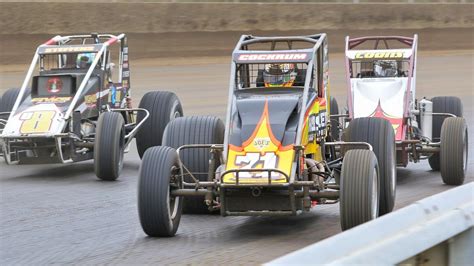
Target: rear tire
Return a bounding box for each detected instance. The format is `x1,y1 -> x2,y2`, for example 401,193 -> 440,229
440,117 -> 468,185
344,117 -> 396,215
429,96 -> 463,171
94,112 -> 125,181
136,91 -> 183,158
0,88 -> 27,126
0,88 -> 23,113
329,96 -> 340,141
340,149 -> 379,231
163,116 -> 224,214
138,146 -> 183,237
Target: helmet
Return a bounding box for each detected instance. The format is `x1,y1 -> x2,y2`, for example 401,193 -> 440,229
263,63 -> 297,87
76,53 -> 95,68
374,60 -> 398,77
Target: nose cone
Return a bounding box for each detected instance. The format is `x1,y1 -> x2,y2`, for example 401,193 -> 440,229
2,104 -> 62,136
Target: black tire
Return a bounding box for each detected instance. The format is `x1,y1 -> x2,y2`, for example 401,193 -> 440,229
138,146 -> 183,237
94,112 -> 125,181
329,96 -> 340,140
343,117 -> 396,215
0,88 -> 22,113
440,117 -> 468,185
136,91 -> 183,158
0,88 -> 25,126
163,116 -> 225,214
429,96 -> 463,171
340,149 -> 379,231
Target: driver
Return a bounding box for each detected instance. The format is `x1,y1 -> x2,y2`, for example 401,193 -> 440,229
76,53 -> 95,69
374,60 -> 398,77
263,63 -> 297,87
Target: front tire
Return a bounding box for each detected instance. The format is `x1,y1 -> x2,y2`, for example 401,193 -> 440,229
343,117 -> 396,215
429,96 -> 463,171
440,117 -> 468,185
136,91 -> 183,158
138,146 -> 183,237
94,112 -> 125,181
163,116 -> 224,214
340,149 -> 379,231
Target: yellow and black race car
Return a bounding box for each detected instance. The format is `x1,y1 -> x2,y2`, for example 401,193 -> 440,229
137,34 -> 396,237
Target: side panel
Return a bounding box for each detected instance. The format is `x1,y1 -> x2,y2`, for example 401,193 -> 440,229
302,97 -> 327,161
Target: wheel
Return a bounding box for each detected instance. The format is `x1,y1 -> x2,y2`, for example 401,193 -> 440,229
329,96 -> 340,140
0,88 -> 22,113
136,91 -> 183,158
440,117 -> 468,185
0,88 -> 25,126
429,96 -> 463,171
94,112 -> 125,181
163,116 -> 224,214
343,117 -> 396,215
138,146 -> 183,237
340,149 -> 379,231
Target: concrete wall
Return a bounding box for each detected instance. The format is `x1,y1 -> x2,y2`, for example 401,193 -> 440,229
0,3 -> 472,34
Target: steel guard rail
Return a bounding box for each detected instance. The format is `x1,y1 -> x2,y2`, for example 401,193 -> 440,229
267,182 -> 474,265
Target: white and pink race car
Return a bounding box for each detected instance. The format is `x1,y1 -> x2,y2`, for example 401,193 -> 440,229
340,35 -> 468,186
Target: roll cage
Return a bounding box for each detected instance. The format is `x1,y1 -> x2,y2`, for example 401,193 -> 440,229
9,33 -> 128,122
344,35 -> 418,119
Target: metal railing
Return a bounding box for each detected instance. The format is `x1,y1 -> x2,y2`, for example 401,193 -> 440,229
267,182 -> 474,265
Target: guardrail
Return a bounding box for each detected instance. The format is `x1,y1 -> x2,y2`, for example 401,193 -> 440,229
267,182 -> 474,265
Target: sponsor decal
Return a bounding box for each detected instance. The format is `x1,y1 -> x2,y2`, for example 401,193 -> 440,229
253,137 -> 271,150
122,71 -> 130,78
110,84 -> 117,105
108,84 -> 123,107
355,51 -> 404,59
47,77 -> 62,93
31,96 -> 71,104
238,53 -> 307,61
43,46 -> 95,54
84,94 -> 97,107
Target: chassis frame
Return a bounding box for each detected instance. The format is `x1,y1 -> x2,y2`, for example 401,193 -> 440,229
170,142 -> 372,216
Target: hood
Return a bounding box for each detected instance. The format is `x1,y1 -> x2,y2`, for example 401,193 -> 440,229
224,94 -> 300,184
2,103 -> 65,137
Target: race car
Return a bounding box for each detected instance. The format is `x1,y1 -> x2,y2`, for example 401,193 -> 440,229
137,34 -> 396,237
342,35 -> 468,185
0,33 -> 183,180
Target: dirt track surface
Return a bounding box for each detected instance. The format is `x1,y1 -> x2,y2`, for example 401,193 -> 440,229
1,28 -> 473,65
0,47 -> 473,264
